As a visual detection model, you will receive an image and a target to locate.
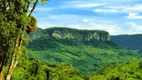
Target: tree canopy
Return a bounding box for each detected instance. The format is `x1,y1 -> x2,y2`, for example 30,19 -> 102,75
0,0 -> 47,80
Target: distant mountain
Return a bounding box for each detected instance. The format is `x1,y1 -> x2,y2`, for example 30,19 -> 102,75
111,34 -> 142,53
26,27 -> 142,77
27,27 -> 118,50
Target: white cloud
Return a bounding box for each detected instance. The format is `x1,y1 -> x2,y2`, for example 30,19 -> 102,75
61,1 -> 106,9
93,4 -> 142,14
37,14 -> 142,35
128,12 -> 138,16
127,12 -> 142,19
123,4 -> 142,12
82,19 -> 89,22
107,28 -> 115,35
106,6 -> 126,9
38,22 -> 57,29
33,0 -> 142,35
73,3 -> 105,8
67,24 -> 120,35
126,22 -> 142,34
37,14 -> 83,29
93,9 -> 118,13
38,17 -> 122,35
34,7 -> 54,11
84,23 -> 122,35
47,14 -> 82,20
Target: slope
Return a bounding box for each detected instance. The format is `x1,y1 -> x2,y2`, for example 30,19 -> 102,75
111,34 -> 142,53
26,27 -> 142,77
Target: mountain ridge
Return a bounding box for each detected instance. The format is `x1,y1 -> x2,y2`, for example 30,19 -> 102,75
111,34 -> 142,53
27,27 -> 118,50
28,27 -> 110,41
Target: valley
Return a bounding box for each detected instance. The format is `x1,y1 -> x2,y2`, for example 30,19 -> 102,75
11,27 -> 142,80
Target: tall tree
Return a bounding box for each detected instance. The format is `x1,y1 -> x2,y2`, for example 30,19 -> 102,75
0,0 -> 47,80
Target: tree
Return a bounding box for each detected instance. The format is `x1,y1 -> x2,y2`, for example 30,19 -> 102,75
0,0 -> 47,80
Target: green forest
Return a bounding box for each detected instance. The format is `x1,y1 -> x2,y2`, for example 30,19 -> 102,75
11,45 -> 142,80
1,0 -> 142,80
10,27 -> 142,80
111,34 -> 142,53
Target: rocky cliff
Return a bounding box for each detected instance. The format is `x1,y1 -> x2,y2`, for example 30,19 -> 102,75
45,27 -> 110,42
27,27 -> 117,50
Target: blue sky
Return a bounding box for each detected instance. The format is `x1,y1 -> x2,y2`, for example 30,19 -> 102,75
32,0 -> 142,35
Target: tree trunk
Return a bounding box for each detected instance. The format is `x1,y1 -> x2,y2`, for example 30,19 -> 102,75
0,72 -> 4,80
6,35 -> 23,80
28,0 -> 38,17
6,38 -> 19,80
6,61 -> 18,80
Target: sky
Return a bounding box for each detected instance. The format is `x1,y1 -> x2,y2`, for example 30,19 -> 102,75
32,0 -> 142,35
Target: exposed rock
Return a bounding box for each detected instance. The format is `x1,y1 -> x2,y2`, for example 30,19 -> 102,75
46,27 -> 110,42
27,27 -> 117,50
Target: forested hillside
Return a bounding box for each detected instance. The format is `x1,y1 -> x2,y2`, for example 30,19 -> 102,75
1,0 -> 141,80
111,34 -> 142,53
90,58 -> 142,80
19,28 -> 142,78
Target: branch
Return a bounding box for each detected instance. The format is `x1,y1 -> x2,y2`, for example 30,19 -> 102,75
27,1 -> 30,10
28,0 -> 38,17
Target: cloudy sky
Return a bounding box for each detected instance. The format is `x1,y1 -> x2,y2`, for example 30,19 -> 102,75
32,0 -> 142,35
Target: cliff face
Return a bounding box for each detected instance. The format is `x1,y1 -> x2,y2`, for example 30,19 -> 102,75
27,27 -> 118,50
46,27 -> 110,42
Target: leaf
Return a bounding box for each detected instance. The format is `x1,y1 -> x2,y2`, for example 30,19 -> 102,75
39,0 -> 48,5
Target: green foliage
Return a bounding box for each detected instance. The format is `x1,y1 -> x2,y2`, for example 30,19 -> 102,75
12,46 -> 142,79
28,44 -> 142,77
0,0 -> 35,68
12,58 -> 47,80
47,64 -> 83,80
90,58 -> 142,80
24,27 -> 142,78
11,54 -> 83,80
27,28 -> 118,50
40,0 -> 48,5
26,16 -> 37,34
22,38 -> 29,45
0,1 -> 44,80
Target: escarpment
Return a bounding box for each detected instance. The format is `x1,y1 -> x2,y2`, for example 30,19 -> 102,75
27,27 -> 117,50
46,27 -> 110,42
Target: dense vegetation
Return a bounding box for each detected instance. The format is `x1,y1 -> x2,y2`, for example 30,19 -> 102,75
12,52 -> 84,80
27,45 -> 142,77
2,27 -> 140,80
0,0 -> 42,79
0,0 -> 48,80
24,28 -> 142,78
91,58 -> 142,80
111,34 -> 142,53
1,0 -> 142,79
27,27 -> 117,50
28,27 -> 111,42
11,46 -> 142,80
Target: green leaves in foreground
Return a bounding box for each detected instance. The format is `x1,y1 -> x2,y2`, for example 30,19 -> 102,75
12,55 -> 83,80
